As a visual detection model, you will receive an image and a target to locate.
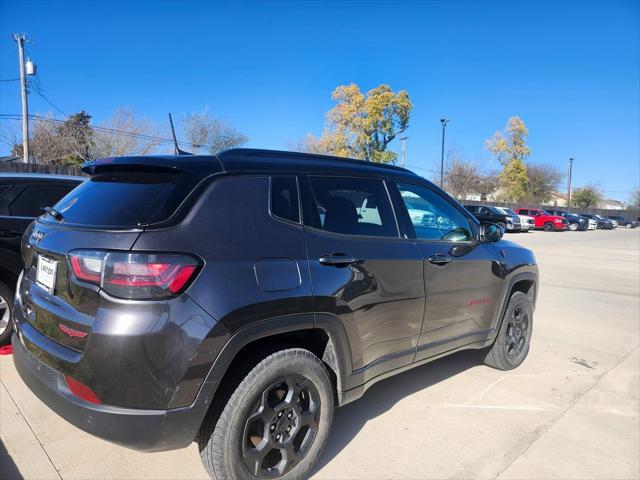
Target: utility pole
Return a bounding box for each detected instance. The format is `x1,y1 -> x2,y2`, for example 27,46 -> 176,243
13,34 -> 29,164
440,118 -> 449,188
399,136 -> 408,168
567,157 -> 574,210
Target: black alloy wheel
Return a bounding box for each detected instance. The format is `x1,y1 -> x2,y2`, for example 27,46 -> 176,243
243,376 -> 321,478
504,305 -> 530,361
543,222 -> 555,232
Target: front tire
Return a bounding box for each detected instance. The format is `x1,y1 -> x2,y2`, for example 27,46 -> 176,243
0,280 -> 14,345
484,291 -> 533,370
543,222 -> 555,232
568,222 -> 579,231
198,348 -> 334,480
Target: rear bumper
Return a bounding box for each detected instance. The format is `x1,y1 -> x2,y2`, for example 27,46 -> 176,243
12,333 -> 210,452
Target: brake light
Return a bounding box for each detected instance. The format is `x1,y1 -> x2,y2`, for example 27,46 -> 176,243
69,250 -> 200,299
64,375 -> 101,404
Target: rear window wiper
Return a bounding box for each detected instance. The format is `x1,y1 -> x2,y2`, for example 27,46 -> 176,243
43,206 -> 64,221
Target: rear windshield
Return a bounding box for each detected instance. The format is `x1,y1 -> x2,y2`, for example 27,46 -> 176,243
47,170 -> 200,227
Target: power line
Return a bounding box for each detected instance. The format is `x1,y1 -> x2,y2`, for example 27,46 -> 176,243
0,78 -> 20,82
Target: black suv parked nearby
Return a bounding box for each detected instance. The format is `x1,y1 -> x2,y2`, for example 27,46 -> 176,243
13,150 -> 538,480
0,173 -> 82,344
606,215 -> 638,228
463,204 -> 522,232
546,210 -> 590,231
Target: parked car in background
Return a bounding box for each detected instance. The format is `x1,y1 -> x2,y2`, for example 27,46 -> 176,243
495,207 -> 535,232
515,208 -> 568,231
0,173 -> 83,344
12,149 -> 538,480
546,210 -> 590,231
606,215 -> 638,228
464,205 -> 522,232
580,214 -> 614,229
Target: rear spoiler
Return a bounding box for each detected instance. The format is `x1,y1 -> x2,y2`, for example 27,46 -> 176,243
81,155 -> 224,177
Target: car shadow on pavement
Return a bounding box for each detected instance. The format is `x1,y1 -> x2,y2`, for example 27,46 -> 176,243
0,440 -> 22,480
312,349 -> 481,474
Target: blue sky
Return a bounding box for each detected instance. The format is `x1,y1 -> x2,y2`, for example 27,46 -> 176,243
1,0 -> 638,200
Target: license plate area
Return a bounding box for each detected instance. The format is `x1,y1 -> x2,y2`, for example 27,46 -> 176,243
36,255 -> 57,294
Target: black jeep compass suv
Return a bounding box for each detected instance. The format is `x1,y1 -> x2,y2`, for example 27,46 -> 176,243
13,149 -> 538,480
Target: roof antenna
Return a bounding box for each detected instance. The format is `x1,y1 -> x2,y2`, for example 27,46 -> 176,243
168,113 -> 193,155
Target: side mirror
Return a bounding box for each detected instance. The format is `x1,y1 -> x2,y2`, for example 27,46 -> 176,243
480,223 -> 504,243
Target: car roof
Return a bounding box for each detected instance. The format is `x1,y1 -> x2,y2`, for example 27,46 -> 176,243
0,172 -> 84,183
82,148 -> 421,182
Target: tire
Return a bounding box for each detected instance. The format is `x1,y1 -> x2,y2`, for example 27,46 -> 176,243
198,348 -> 334,480
543,222 -> 555,232
0,280 -> 14,345
483,291 -> 533,370
568,222 -> 579,231
626,224 -> 632,229
497,222 -> 507,233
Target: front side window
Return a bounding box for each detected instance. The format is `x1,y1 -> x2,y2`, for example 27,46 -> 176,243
270,176 -> 300,223
396,183 -> 474,242
305,177 -> 397,237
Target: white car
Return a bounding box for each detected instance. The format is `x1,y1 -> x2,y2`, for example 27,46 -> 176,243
495,207 -> 535,232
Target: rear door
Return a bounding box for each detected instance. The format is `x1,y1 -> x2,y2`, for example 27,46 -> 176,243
301,176 -> 424,387
390,182 -> 503,361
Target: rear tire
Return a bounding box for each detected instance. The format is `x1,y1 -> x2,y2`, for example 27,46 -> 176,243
543,222 -> 555,232
484,291 -> 533,370
0,280 -> 14,345
198,348 -> 334,480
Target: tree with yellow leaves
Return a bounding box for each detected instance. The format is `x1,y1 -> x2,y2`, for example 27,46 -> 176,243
302,84 -> 412,164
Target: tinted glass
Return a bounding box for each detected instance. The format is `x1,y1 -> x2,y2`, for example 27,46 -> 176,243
271,176 -> 300,223
397,183 -> 473,242
50,171 -> 199,227
306,177 -> 397,237
9,184 -> 77,217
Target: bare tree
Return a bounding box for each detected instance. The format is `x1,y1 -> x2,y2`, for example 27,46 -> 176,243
444,157 -> 481,199
476,171 -> 501,201
524,163 -> 564,203
182,111 -> 248,154
92,107 -> 164,158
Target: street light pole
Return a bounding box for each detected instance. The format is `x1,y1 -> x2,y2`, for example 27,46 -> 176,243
567,157 -> 574,210
399,136 -> 408,168
440,118 -> 449,188
13,33 -> 29,164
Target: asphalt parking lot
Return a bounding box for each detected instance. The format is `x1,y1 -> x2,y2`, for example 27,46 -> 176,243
1,228 -> 639,480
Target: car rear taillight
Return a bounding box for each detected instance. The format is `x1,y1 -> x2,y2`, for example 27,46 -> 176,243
68,250 -> 200,300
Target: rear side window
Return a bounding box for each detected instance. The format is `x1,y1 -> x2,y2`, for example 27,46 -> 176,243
51,171 -> 199,227
270,176 -> 300,223
9,184 -> 77,217
305,177 -> 397,237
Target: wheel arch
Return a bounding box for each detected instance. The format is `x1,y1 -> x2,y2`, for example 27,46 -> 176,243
196,313 -> 353,426
493,272 -> 537,334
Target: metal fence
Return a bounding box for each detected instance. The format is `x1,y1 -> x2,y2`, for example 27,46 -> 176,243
462,198 -> 640,220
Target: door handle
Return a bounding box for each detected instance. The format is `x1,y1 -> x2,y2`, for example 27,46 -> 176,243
428,254 -> 453,265
318,254 -> 358,266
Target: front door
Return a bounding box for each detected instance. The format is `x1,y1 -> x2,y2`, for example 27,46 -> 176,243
300,176 -> 424,387
390,182 -> 503,362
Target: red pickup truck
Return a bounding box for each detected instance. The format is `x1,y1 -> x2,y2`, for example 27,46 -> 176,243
516,208 -> 568,231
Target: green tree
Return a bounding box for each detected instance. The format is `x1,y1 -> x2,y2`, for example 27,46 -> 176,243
499,159 -> 528,201
572,184 -> 603,208
301,84 -> 412,163
485,116 -> 531,165
57,111 -> 94,165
